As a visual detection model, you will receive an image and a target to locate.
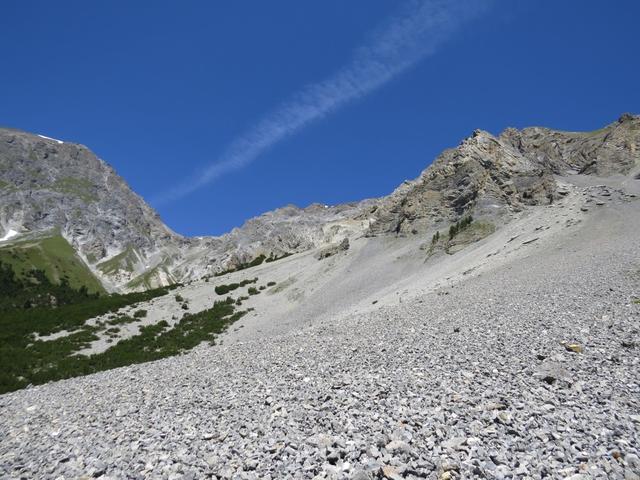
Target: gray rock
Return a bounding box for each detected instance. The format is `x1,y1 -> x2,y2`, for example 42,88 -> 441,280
315,238 -> 350,260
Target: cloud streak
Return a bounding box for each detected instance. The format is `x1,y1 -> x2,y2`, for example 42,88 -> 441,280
153,0 -> 490,205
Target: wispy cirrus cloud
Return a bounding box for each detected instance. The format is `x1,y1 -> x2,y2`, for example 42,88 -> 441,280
153,0 -> 490,205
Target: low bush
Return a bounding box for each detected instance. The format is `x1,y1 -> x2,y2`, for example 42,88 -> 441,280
448,215 -> 473,239
0,261 -> 181,394
107,315 -> 136,326
0,296 -> 244,394
265,252 -> 292,263
215,277 -> 258,295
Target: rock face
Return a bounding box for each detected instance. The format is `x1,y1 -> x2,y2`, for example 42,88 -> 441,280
314,237 -> 350,260
1,114 -> 638,291
366,114 -> 640,235
180,202 -> 373,279
503,113 -> 639,176
0,129 -> 187,290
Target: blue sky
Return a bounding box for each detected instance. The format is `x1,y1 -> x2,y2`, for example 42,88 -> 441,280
2,1 -> 639,236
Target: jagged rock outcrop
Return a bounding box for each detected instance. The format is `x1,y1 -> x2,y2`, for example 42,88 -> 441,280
502,113 -> 639,176
366,114 -> 640,235
173,202 -> 374,280
314,237 -> 350,260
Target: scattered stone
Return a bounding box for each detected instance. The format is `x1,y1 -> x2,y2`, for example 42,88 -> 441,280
564,343 -> 584,354
385,440 -> 411,454
315,238 -> 350,260
381,465 -> 402,480
534,361 -> 572,385
1,177 -> 639,480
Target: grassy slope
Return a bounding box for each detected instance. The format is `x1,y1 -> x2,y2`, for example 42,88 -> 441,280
96,246 -> 139,276
126,262 -> 174,291
0,234 -> 105,294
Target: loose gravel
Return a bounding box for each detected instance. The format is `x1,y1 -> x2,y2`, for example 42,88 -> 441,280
0,201 -> 639,480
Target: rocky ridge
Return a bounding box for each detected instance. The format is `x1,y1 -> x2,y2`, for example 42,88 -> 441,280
366,114 -> 640,235
1,114 -> 638,291
0,128 -> 375,290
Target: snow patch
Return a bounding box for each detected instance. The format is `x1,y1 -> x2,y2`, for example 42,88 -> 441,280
37,134 -> 64,144
0,229 -> 19,242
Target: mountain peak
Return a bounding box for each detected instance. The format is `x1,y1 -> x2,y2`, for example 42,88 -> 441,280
1,114 -> 637,291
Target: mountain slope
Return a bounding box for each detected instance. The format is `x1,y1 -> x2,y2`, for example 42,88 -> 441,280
0,233 -> 105,294
0,128 -> 377,290
1,114 -> 638,293
0,128 -> 185,290
1,141 -> 638,479
0,115 -> 639,478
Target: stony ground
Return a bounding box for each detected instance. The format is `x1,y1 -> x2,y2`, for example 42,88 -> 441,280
1,191 -> 639,479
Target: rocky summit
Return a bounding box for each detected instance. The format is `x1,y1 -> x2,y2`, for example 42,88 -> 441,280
0,115 -> 639,479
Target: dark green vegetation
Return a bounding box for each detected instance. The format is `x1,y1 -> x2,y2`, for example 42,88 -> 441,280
106,315 -> 137,326
1,295 -> 244,394
427,216 -> 495,257
214,277 -> 258,295
0,260 -> 100,311
213,251 -> 292,278
235,296 -> 249,306
243,254 -> 267,269
248,287 -> 260,295
39,297 -> 244,387
0,260 -> 201,394
214,255 -> 265,277
0,234 -> 105,294
265,252 -> 293,263
448,215 -> 473,239
267,281 -> 277,287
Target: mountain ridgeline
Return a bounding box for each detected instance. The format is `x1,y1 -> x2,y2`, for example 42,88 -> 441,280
1,114 -> 638,293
